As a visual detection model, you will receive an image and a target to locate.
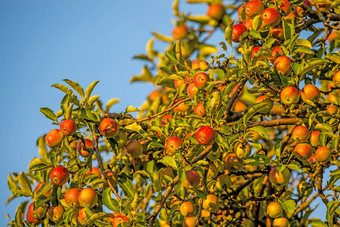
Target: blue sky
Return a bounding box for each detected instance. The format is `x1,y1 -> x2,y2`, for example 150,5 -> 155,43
0,0 -> 328,225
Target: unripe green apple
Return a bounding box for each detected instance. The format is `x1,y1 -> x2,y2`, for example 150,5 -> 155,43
232,24 -> 247,43
126,140 -> 143,158
291,125 -> 309,142
245,0 -> 264,18
165,136 -> 183,155
180,201 -> 195,216
50,166 -> 70,185
45,129 -> 64,148
301,84 -> 320,102
315,146 -> 332,162
294,143 -> 313,160
280,86 -> 300,105
195,126 -> 216,145
267,201 -> 283,218
274,56 -> 292,75
235,142 -> 252,159
262,8 -> 282,27
60,119 -> 77,136
99,118 -> 119,138
78,187 -> 98,208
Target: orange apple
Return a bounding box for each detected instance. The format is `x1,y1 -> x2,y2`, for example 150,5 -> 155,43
65,188 -> 81,208
294,143 -> 313,160
194,102 -> 207,116
207,3 -> 224,20
45,129 -> 64,148
47,205 -> 64,222
165,136 -> 183,155
291,125 -> 309,142
78,187 -> 98,208
301,84 -> 320,102
267,201 -> 283,218
180,201 -> 195,216
60,119 -> 77,136
77,139 -> 93,157
172,25 -> 188,40
99,118 -> 119,138
274,56 -> 292,75
269,166 -> 290,186
315,146 -> 332,162
280,86 -> 300,105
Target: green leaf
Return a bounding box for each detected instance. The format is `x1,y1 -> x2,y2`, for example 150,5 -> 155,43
325,53 -> 340,64
187,15 -> 210,23
132,54 -> 153,62
295,39 -> 312,48
193,189 -> 207,199
243,102 -> 269,127
282,18 -> 293,41
119,178 -> 136,197
252,15 -> 262,31
326,199 -> 340,226
125,122 -> 142,133
105,98 -> 120,112
102,188 -> 119,212
18,172 -> 32,197
249,30 -> 261,39
146,38 -> 155,60
51,84 -> 73,94
88,95 -> 100,106
29,158 -> 52,171
281,199 -> 296,218
86,212 -> 113,225
152,31 -> 173,42
80,109 -> 101,122
35,181 -> 52,198
130,65 -> 154,83
244,154 -> 270,166
40,107 -> 58,122
294,46 -> 312,54
63,79 -> 84,99
178,168 -> 187,183
247,126 -> 268,139
274,141 -> 281,159
310,219 -> 328,227
85,80 -> 99,99
15,201 -> 28,227
159,156 -> 178,170
298,59 -> 330,83
8,174 -> 21,195
225,21 -> 234,47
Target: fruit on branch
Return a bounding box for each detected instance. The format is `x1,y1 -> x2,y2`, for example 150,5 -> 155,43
174,100 -> 190,113
328,31 -> 340,43
45,129 -> 64,148
274,56 -> 292,75
99,118 -> 119,138
301,84 -> 320,102
333,70 -> 340,85
207,3 -> 224,20
187,83 -> 199,99
194,72 -> 209,89
60,119 -> 77,136
161,115 -> 173,125
65,188 -> 81,208
276,0 -> 292,15
273,217 -> 290,227
252,46 -> 266,61
174,79 -> 185,89
294,143 -> 313,160
315,146 -> 332,162
315,3 -> 331,11
233,100 -> 247,112
194,102 -> 207,117
235,142 -> 252,159
195,126 -> 216,145
224,153 -> 243,171
245,0 -> 264,18
243,19 -> 253,31
172,25 -> 188,40
266,201 -> 283,218
103,171 -> 118,187
310,131 -> 321,147
35,182 -> 52,198
112,214 -> 130,227
261,8 -> 281,27
280,86 -> 300,105
28,202 -> 47,219
77,208 -> 88,225
78,187 -> 98,208
77,139 -> 93,157
26,203 -> 41,224
232,24 -> 247,43
270,26 -> 284,39
47,205 -> 64,222
183,216 -> 197,227
180,201 -> 195,216
148,90 -> 159,101
50,166 -> 70,185
200,61 -> 210,71
270,46 -> 283,60
126,140 -> 143,158
327,105 -> 338,115
202,194 -> 218,212
183,170 -> 201,188
86,167 -> 101,177
269,166 -> 290,186
291,125 -> 309,142
308,154 -> 316,165
165,136 -> 183,155
295,0 -> 312,17
254,95 -> 274,113
192,60 -> 201,70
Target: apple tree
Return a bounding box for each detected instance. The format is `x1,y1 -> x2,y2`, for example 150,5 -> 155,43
6,0 -> 340,226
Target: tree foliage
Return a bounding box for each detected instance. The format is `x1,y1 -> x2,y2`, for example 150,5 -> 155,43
6,0 -> 340,226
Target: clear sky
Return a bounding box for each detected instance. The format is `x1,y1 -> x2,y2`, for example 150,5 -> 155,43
0,0 -> 327,225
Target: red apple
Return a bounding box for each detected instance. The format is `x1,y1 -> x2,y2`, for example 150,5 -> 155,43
274,56 -> 292,75
232,24 -> 247,43
26,203 -> 42,224
172,25 -> 188,40
194,102 -> 207,117
280,86 -> 300,105
77,208 -> 88,225
294,143 -> 313,160
60,119 -> 77,136
242,19 -> 253,31
112,215 -> 130,227
27,202 -> 47,219
99,118 -> 119,138
45,129 -> 64,148
161,115 -> 173,125
183,170 -> 201,188
194,72 -> 209,89
165,136 -> 183,155
195,126 -> 216,145
301,84 -> 320,102
50,166 -> 70,185
245,0 -> 264,18
262,8 -> 281,27
78,187 -> 98,208
187,83 -> 199,99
